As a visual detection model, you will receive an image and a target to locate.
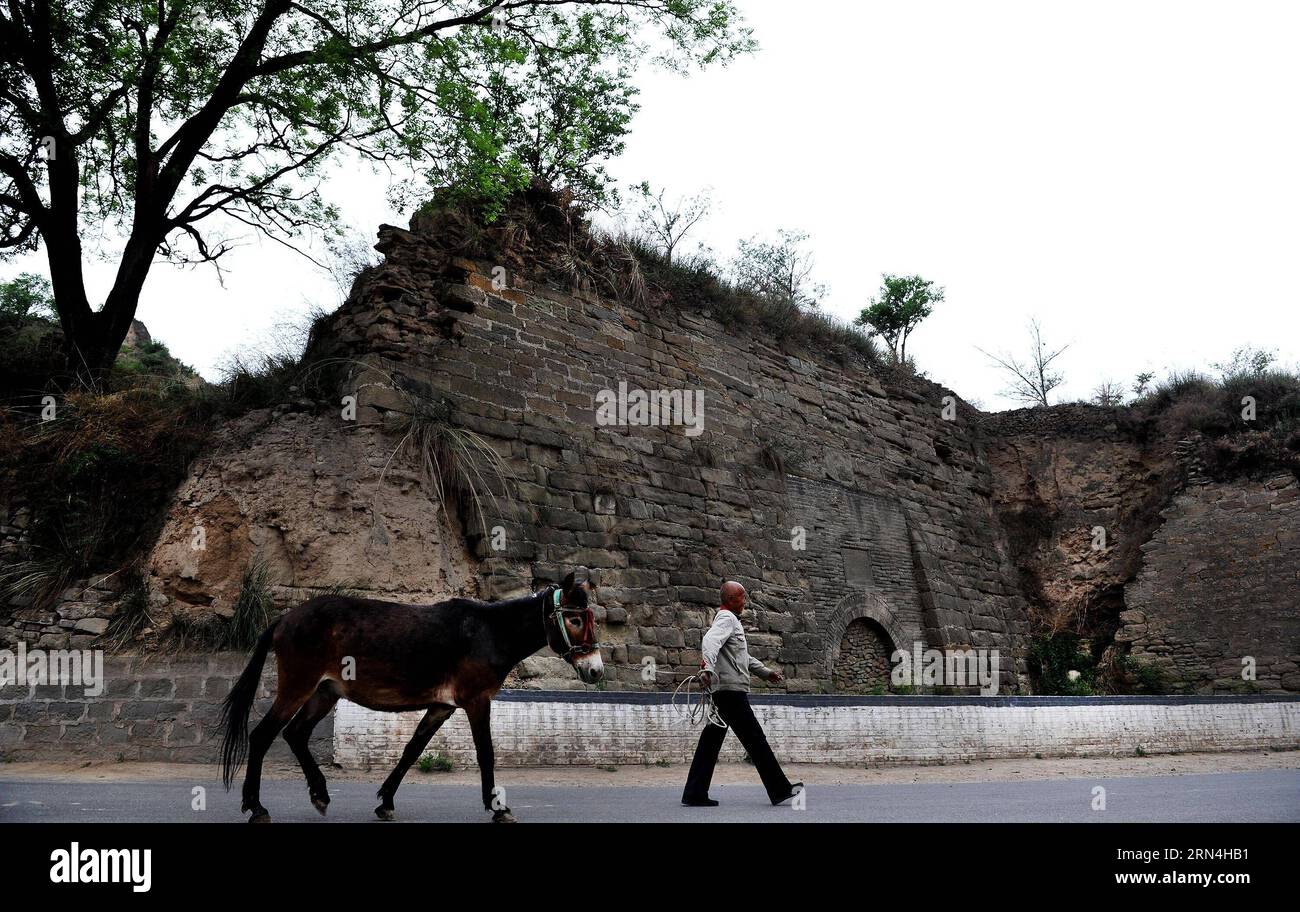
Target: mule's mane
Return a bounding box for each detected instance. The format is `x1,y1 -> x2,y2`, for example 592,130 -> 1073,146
446,590 -> 547,612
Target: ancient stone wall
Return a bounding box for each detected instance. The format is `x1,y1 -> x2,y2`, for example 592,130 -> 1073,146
298,222 -> 1033,691
0,481 -> 125,650
1120,474 -> 1300,693
0,575 -> 118,650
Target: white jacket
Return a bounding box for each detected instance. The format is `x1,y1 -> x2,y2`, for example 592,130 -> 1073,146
701,610 -> 774,692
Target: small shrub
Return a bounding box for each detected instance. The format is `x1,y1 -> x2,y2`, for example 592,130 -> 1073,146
112,338 -> 198,384
1028,633 -> 1096,695
0,555 -> 77,615
1138,361 -> 1300,450
1137,368 -> 1216,412
418,752 -> 454,773
212,352 -> 306,418
1120,655 -> 1169,695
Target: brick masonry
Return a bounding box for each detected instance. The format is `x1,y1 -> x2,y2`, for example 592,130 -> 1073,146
333,691 -> 1300,769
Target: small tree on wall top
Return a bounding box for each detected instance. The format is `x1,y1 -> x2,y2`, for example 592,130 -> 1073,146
978,319 -> 1070,408
855,273 -> 943,366
731,229 -> 826,311
629,182 -> 712,265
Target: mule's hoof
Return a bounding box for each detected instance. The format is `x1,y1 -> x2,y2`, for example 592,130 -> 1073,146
311,795 -> 329,816
248,812 -> 272,824
492,809 -> 518,824
375,805 -> 395,821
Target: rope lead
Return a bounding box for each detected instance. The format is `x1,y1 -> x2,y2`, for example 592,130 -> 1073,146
671,673 -> 727,730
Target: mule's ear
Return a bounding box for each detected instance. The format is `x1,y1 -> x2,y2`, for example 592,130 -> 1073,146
561,571 -> 576,591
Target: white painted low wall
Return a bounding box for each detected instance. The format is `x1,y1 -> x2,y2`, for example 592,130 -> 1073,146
332,692 -> 1300,770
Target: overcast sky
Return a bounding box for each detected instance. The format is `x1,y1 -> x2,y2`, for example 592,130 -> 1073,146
9,0 -> 1299,409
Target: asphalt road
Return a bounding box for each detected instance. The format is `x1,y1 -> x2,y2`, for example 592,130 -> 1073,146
2,770 -> 1297,823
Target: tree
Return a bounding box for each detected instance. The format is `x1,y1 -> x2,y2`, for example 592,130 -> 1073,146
0,271 -> 54,320
629,181 -> 711,265
855,274 -> 943,365
0,1 -> 753,379
1091,380 -> 1125,406
1131,371 -> 1155,398
1211,346 -> 1277,380
977,319 -> 1070,408
731,229 -> 825,310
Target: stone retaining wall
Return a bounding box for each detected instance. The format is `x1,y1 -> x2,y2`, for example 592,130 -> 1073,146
1121,475 -> 1300,692
0,653 -> 330,763
0,575 -> 122,651
333,691 -> 1300,769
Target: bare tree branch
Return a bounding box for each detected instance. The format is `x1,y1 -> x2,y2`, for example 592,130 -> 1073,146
977,319 -> 1070,407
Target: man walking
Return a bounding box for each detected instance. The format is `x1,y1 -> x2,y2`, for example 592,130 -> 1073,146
682,581 -> 802,807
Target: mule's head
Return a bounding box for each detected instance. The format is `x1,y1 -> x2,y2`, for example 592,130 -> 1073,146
544,571 -> 604,684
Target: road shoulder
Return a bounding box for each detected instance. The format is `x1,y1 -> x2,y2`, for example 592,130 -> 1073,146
1,748 -> 1296,787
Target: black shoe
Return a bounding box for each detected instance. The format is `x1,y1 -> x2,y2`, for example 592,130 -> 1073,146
771,782 -> 804,806
681,796 -> 719,807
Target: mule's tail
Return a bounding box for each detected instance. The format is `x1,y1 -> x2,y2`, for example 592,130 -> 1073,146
219,619 -> 280,790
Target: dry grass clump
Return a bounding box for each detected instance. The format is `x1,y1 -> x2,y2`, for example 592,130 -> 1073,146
0,381 -> 213,610
1135,365 -> 1300,480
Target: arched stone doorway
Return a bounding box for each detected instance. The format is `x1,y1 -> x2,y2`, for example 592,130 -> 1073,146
832,617 -> 896,693
823,589 -> 915,693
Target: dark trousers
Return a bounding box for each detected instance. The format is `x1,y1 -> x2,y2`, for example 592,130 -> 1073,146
682,690 -> 793,803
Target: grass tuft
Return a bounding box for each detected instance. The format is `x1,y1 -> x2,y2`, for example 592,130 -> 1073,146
225,560 -> 274,652
103,571 -> 154,651
363,363 -> 512,541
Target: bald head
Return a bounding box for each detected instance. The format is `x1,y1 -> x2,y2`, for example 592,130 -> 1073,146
720,581 -> 747,614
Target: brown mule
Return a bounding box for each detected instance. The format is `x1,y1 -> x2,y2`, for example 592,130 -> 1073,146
218,572 -> 601,822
